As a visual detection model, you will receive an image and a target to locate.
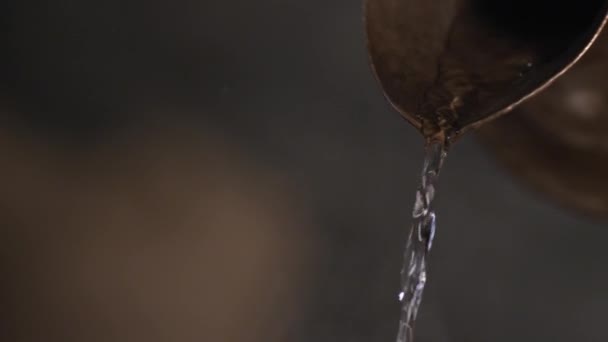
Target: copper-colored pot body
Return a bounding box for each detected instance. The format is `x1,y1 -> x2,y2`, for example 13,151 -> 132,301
478,29 -> 608,217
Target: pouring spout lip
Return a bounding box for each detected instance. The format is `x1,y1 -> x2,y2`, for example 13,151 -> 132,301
465,7 -> 608,137
364,0 -> 608,140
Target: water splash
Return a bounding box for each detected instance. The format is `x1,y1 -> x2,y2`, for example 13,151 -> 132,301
396,141 -> 447,342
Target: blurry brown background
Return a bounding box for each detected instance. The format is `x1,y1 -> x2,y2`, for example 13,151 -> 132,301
0,1 -> 607,341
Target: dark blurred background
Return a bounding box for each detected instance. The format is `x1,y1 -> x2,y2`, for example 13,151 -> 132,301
1,1 -> 607,341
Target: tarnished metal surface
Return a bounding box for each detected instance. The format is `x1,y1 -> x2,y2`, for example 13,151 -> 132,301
365,0 -> 608,140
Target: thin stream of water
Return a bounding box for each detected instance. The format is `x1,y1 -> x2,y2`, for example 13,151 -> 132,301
396,141 -> 447,342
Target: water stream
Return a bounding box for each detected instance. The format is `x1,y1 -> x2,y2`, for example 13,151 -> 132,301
396,141 -> 447,342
